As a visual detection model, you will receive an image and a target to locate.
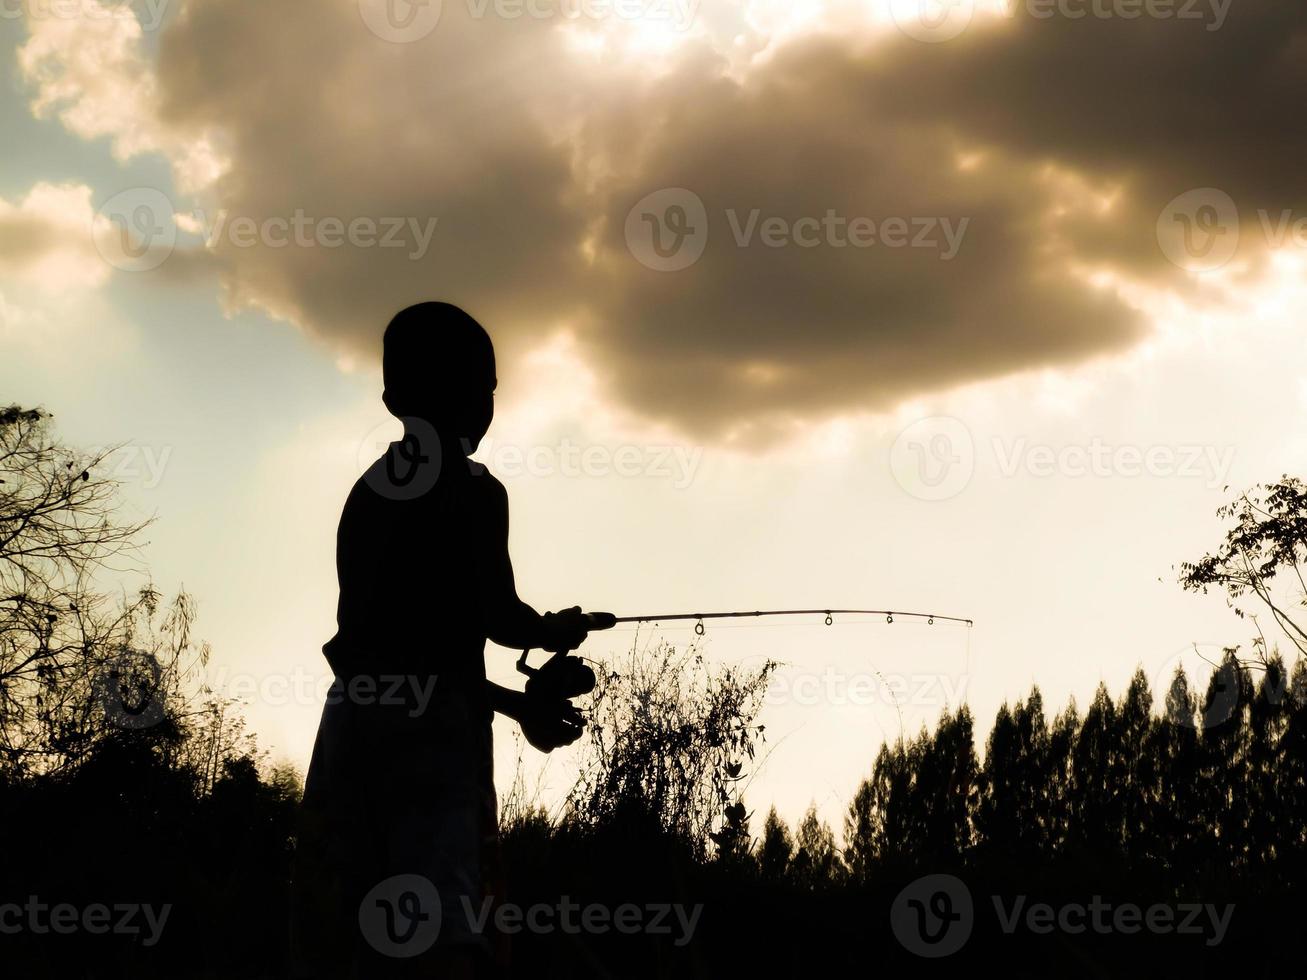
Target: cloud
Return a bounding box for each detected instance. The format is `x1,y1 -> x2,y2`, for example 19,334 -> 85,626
150,0 -> 594,358
17,0 -> 1307,440
18,1 -> 224,189
577,37 -> 1145,439
0,182 -> 108,291
20,4 -> 163,156
859,1 -> 1307,274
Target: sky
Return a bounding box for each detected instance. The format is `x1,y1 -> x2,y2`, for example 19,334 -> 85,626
3,0 -> 1307,829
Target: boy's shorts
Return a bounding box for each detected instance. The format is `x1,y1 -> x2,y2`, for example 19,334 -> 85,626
290,694 -> 500,977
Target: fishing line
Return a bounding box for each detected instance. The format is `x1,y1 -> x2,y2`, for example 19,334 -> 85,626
519,609 -> 973,675
604,608 -> 972,636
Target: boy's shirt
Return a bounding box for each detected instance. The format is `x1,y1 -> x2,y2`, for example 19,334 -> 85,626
319,442 -> 502,761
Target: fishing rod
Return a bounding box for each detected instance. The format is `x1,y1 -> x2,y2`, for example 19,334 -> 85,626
516,608 -> 973,688
605,608 -> 973,633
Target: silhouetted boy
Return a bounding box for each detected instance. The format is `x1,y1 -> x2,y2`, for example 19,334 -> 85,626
292,302 -> 593,978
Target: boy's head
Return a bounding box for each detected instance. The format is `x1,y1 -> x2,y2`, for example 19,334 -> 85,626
382,302 -> 496,453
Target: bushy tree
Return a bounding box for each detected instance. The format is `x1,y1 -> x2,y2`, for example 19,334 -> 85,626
0,408 -> 296,977
568,640 -> 775,859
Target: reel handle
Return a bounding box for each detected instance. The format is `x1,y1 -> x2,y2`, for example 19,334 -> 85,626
516,611 -> 616,676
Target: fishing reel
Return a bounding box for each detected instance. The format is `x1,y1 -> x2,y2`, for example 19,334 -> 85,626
515,611 -> 615,701
518,652 -> 597,701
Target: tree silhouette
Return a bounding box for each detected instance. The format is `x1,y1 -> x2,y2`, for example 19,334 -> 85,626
1,409 -> 294,978
977,688 -> 1050,858
790,804 -> 841,889
1180,476 -> 1307,660
757,806 -> 794,881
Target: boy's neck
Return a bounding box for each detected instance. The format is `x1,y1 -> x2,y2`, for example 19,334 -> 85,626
396,425 -> 483,475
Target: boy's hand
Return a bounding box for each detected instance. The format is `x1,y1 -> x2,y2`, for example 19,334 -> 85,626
541,606 -> 590,654
525,653 -> 596,702
519,694 -> 586,753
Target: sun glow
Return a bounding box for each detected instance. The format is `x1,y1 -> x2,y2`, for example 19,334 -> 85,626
556,1 -> 703,62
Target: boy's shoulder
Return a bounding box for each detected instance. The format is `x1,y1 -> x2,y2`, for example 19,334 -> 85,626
466,465 -> 506,494
462,467 -> 509,513
344,460 -> 508,515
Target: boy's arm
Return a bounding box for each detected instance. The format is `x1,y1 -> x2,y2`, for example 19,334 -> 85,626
473,475 -> 587,652
487,681 -> 528,719
487,680 -> 585,751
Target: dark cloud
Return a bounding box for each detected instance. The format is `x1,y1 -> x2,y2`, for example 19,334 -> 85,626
156,0 -> 594,363
579,37 -> 1145,438
141,1 -> 1304,439
860,1 -> 1307,270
